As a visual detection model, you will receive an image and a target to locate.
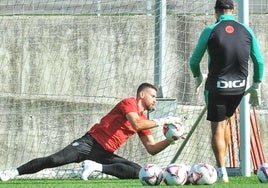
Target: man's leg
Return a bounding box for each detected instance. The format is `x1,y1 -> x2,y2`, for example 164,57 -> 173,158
0,144 -> 81,181
211,119 -> 230,183
0,134 -> 93,181
81,154 -> 141,180
102,160 -> 141,179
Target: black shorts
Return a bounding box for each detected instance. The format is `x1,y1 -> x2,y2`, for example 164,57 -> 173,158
205,92 -> 244,122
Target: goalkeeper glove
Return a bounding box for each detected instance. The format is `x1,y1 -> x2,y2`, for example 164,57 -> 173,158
163,123 -> 185,144
194,74 -> 203,93
244,82 -> 261,106
153,116 -> 181,127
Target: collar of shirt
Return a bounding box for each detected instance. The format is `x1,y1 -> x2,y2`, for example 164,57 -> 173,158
218,14 -> 235,22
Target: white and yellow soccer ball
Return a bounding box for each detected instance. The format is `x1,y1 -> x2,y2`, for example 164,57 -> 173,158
162,163 -> 188,185
257,163 -> 268,183
162,123 -> 184,142
139,164 -> 163,186
188,163 -> 217,185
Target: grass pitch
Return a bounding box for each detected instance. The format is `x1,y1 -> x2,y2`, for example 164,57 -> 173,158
0,175 -> 266,188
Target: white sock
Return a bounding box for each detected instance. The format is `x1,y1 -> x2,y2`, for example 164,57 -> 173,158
218,167 -> 227,176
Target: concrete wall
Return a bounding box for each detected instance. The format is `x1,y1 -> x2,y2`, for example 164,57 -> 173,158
0,15 -> 267,175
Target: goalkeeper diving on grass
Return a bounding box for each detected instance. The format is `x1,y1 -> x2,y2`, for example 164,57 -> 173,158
0,82 -> 183,181
189,0 -> 264,183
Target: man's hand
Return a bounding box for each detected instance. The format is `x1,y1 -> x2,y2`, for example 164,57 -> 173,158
244,82 -> 261,106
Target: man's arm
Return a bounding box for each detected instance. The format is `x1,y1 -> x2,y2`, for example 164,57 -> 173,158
189,27 -> 211,77
248,27 -> 264,83
139,134 -> 171,156
126,112 -> 180,155
126,112 -> 157,131
243,25 -> 264,106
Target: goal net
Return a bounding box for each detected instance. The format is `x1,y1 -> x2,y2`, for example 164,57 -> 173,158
0,0 -> 267,179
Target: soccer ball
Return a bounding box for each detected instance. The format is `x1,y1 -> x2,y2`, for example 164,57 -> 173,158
257,163 -> 268,183
139,164 -> 163,186
162,163 -> 188,185
184,164 -> 192,185
188,163 -> 217,185
163,123 -> 184,141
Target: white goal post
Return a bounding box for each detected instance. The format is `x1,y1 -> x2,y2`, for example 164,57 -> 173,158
237,0 -> 251,177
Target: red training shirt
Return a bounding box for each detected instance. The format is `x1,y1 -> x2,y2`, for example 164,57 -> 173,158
88,97 -> 152,153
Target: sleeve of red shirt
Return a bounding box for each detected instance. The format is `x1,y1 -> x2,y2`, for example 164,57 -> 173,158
119,98 -> 152,137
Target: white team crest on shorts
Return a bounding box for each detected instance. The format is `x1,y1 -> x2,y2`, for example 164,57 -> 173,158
72,142 -> 79,146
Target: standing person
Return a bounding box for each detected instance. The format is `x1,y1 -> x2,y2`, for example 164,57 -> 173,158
189,0 -> 264,183
0,82 -> 181,181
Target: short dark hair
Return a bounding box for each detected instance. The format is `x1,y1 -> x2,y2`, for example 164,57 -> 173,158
136,83 -> 158,96
214,0 -> 234,10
